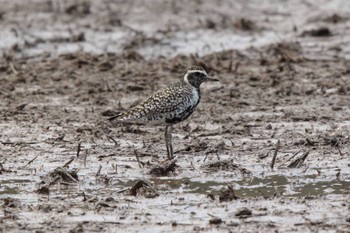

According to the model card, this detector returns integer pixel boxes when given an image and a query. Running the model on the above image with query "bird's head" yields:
[183,66,218,88]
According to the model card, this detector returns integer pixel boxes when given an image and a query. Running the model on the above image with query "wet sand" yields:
[1,0,350,232]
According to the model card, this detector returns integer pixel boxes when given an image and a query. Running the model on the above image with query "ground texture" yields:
[0,0,350,232]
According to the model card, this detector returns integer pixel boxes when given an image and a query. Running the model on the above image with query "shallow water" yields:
[2,173,349,198]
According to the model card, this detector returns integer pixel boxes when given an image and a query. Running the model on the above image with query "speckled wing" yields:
[108,82,198,124]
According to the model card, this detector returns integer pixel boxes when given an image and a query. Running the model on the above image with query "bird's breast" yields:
[165,88,200,124]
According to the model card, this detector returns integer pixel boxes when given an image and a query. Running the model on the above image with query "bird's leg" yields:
[165,125,171,159]
[168,125,173,159]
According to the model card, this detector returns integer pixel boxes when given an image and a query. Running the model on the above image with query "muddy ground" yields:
[1,0,350,232]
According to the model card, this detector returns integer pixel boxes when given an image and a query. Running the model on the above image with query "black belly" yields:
[165,105,197,124]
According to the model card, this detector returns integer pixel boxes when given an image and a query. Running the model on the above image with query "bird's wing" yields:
[110,83,191,123]
[142,84,191,114]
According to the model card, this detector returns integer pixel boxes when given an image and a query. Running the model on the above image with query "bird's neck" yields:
[192,85,201,100]
[183,79,201,89]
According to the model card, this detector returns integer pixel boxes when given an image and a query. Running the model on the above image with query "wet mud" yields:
[1,0,350,232]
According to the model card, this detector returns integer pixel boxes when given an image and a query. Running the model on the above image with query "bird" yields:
[108,66,219,160]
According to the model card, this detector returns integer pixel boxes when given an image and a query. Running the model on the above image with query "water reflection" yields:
[0,179,31,195]
[115,175,350,197]
[1,175,349,197]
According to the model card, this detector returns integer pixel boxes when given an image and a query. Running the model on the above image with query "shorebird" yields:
[108,66,218,159]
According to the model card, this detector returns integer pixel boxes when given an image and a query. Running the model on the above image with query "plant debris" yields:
[288,151,310,168]
[301,27,332,37]
[129,180,159,198]
[37,167,79,194]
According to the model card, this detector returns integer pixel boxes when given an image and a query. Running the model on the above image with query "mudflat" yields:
[0,1,349,232]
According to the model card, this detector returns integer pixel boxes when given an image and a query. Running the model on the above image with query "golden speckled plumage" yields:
[110,81,199,125]
[108,66,218,159]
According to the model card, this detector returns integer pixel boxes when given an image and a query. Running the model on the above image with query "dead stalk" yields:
[22,155,39,169]
[96,165,102,177]
[134,149,142,168]
[77,142,82,157]
[270,140,280,169]
[63,157,74,167]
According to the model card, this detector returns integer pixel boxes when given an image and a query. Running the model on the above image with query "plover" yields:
[108,66,218,159]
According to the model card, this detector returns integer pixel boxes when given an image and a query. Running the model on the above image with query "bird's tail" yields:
[107,113,123,124]
[107,106,147,125]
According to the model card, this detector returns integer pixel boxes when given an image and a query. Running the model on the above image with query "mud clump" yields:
[267,42,304,63]
[148,160,178,176]
[219,185,239,202]
[202,160,250,175]
[2,198,20,208]
[209,218,223,225]
[234,18,256,31]
[301,27,332,37]
[235,207,252,218]
[202,160,238,171]
[37,167,79,194]
[129,179,159,198]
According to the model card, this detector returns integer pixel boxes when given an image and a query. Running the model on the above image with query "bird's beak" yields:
[206,76,219,81]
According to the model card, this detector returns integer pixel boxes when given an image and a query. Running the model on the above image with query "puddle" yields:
[112,175,350,197]
[0,178,34,195]
[2,172,348,199]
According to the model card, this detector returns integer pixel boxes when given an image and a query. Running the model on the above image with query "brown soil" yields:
[1,0,350,232]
